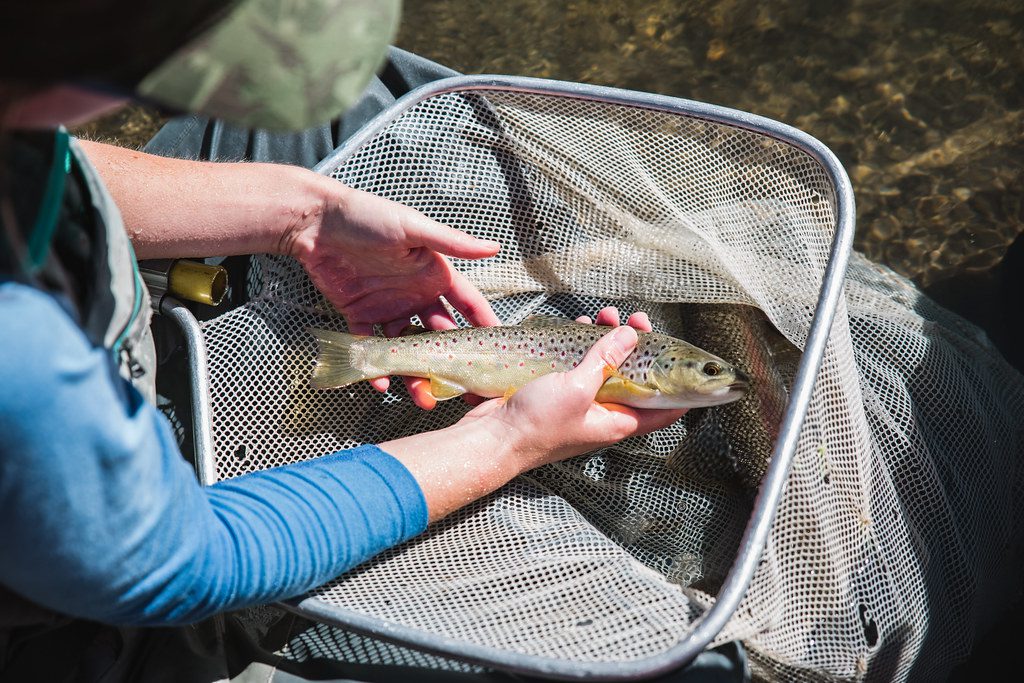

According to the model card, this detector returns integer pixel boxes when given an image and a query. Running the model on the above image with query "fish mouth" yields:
[728,371,751,392]
[728,380,749,392]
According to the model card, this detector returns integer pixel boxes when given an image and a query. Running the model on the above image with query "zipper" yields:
[112,238,145,362]
[25,127,71,275]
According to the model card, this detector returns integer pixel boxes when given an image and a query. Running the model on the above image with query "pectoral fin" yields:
[596,376,659,406]
[603,364,627,382]
[429,375,468,401]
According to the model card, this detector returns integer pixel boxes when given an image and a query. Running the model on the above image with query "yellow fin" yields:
[429,376,467,401]
[308,328,371,389]
[502,387,518,402]
[603,364,627,381]
[596,376,658,404]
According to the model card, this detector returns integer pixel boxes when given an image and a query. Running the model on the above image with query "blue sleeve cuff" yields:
[169,445,429,625]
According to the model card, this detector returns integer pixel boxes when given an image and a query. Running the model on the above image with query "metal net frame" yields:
[166,76,1022,680]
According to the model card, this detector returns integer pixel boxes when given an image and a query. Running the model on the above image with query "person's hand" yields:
[576,307,651,332]
[378,306,680,521]
[286,183,501,407]
[459,322,686,473]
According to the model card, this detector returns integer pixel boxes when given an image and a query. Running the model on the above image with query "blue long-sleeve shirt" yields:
[0,281,428,626]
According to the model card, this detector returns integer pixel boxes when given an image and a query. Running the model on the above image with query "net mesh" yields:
[197,89,1024,681]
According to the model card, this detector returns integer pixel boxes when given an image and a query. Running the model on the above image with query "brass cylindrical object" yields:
[141,259,228,308]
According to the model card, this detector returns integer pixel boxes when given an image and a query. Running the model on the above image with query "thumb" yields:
[407,214,501,260]
[570,325,638,395]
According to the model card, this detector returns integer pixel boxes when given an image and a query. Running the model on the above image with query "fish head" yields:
[647,343,750,408]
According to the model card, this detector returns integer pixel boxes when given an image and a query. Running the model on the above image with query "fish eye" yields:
[702,362,722,377]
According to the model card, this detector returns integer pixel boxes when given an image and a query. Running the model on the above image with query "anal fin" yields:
[429,376,468,401]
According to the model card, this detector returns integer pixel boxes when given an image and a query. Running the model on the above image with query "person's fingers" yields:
[345,322,390,392]
[405,377,437,410]
[593,306,621,327]
[634,407,688,432]
[381,319,410,338]
[367,320,422,395]
[375,318,440,409]
[601,403,686,434]
[418,300,459,331]
[349,322,374,337]
[406,214,501,260]
[443,269,501,327]
[570,326,638,395]
[576,309,652,332]
[625,311,652,332]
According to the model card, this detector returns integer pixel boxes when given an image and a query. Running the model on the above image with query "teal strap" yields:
[25,127,72,274]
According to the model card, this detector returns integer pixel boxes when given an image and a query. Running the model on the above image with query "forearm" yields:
[0,284,428,625]
[76,139,332,260]
[381,418,523,523]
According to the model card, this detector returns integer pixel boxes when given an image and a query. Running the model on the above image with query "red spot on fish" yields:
[561,351,566,356]
[504,363,509,368]
[501,344,507,350]
[479,340,484,346]
[550,362,556,368]
[531,369,536,374]
[390,348,397,353]
[539,352,545,357]
[530,348,536,354]
[435,342,441,346]
[518,361,525,367]
[467,361,473,366]
[413,343,419,348]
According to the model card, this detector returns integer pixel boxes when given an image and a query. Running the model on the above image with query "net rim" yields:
[179,74,857,679]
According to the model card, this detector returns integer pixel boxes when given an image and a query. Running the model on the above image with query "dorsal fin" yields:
[520,314,577,327]
[399,323,428,336]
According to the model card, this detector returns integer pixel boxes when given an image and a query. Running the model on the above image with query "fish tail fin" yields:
[308,328,370,389]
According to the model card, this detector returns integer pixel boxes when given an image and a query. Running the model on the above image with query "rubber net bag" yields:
[195,87,1024,681]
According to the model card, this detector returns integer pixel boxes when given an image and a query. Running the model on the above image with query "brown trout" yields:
[309,316,749,409]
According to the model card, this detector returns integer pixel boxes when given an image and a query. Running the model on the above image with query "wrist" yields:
[267,165,334,259]
[460,414,529,477]
[378,415,524,523]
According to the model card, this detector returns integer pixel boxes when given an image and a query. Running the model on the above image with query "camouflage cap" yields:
[136,0,401,131]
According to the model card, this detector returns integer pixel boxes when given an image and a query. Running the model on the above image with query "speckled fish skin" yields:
[309,317,749,409]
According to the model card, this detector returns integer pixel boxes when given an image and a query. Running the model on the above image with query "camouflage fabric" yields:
[137,0,400,131]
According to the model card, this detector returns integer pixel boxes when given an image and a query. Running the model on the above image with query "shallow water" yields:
[397,0,1022,288]
[79,0,1021,363]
